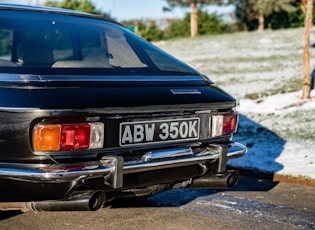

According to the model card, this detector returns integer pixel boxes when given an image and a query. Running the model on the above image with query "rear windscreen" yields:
[0,10,199,77]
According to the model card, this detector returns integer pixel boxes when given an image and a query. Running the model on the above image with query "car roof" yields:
[0,3,121,26]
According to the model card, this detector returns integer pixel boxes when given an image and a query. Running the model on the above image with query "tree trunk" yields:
[258,13,265,31]
[302,0,313,99]
[190,2,198,38]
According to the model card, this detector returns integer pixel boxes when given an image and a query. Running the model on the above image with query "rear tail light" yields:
[33,122,104,152]
[211,113,238,137]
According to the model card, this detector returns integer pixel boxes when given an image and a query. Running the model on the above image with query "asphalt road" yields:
[0,175,314,230]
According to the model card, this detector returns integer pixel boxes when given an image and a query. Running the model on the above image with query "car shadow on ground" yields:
[111,114,286,208]
[229,114,285,175]
[110,175,279,208]
[0,211,21,221]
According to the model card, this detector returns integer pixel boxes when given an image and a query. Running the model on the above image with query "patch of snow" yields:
[156,28,315,180]
[238,91,315,115]
[230,90,315,179]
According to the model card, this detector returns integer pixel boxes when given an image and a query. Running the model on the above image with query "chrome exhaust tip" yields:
[190,170,240,188]
[28,190,105,212]
[0,202,30,212]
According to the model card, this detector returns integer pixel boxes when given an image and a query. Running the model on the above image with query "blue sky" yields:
[9,0,183,20]
[10,0,234,21]
[92,0,234,21]
[93,0,188,21]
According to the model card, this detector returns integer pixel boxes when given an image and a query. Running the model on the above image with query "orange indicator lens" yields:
[33,125,61,151]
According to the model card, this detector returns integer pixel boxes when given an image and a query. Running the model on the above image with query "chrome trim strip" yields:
[0,102,236,114]
[0,166,109,182]
[0,74,203,82]
[227,142,248,159]
[124,142,247,174]
[124,152,218,174]
[171,89,201,95]
[0,157,117,184]
[0,142,247,184]
[0,107,41,112]
[142,148,193,162]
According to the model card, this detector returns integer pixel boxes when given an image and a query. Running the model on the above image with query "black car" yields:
[0,4,246,212]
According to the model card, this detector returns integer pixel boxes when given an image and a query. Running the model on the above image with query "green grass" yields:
[156,28,315,144]
[245,78,303,99]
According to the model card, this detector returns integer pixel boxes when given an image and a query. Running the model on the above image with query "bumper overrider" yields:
[0,142,246,212]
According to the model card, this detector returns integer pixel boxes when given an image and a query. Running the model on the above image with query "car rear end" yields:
[0,4,246,211]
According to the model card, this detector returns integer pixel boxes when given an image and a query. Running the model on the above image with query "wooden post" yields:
[190,2,198,38]
[302,0,313,99]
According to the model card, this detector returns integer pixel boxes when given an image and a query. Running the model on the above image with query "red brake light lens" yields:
[60,124,91,151]
[211,113,238,137]
[222,113,238,135]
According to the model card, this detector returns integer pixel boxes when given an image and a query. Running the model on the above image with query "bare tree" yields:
[302,0,313,99]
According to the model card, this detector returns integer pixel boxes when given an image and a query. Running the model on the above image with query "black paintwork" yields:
[0,79,234,109]
[0,78,235,162]
[0,4,239,202]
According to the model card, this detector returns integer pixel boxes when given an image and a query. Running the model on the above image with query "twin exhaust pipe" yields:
[0,170,239,212]
[190,170,240,188]
[28,190,106,212]
[0,190,106,212]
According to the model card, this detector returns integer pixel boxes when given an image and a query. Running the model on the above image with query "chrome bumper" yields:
[0,142,247,189]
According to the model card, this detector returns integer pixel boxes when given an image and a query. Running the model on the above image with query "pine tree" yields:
[236,0,296,30]
[163,0,226,37]
[45,0,108,16]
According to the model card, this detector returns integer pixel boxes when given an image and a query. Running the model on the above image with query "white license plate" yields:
[119,117,200,146]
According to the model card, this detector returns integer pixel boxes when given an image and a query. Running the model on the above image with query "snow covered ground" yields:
[233,90,315,179]
[155,28,315,180]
